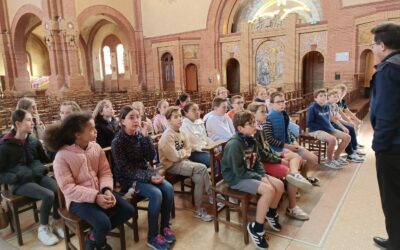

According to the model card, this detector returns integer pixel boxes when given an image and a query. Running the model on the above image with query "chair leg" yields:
[171,199,176,219]
[242,198,249,245]
[6,204,15,233]
[118,224,126,250]
[64,224,71,250]
[76,225,85,250]
[33,202,39,223]
[133,211,139,242]
[213,191,219,233]
[191,182,195,205]
[10,204,23,246]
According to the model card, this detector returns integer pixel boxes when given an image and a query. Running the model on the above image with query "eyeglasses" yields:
[234,101,244,104]
[272,100,286,104]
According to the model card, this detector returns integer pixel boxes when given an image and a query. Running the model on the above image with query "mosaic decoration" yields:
[255,40,284,86]
[358,28,373,45]
[299,31,327,57]
[183,45,199,59]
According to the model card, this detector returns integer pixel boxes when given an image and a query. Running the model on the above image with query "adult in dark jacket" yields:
[370,23,400,250]
[93,99,118,148]
[0,110,63,246]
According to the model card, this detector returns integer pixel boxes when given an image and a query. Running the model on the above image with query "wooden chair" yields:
[208,141,255,245]
[295,109,327,163]
[0,184,39,246]
[57,186,126,250]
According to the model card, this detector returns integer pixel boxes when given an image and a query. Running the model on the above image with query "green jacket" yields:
[254,129,282,164]
[0,132,49,192]
[221,133,266,186]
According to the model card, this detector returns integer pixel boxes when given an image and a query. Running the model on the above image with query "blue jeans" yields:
[69,192,134,247]
[189,151,219,172]
[135,180,174,240]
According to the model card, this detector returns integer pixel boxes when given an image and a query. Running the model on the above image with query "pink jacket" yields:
[53,142,113,210]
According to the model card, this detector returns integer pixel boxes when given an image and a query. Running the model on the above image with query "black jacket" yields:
[370,51,400,153]
[95,116,119,148]
[0,132,49,192]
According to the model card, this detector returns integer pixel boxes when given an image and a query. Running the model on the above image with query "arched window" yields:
[116,44,125,74]
[161,53,175,91]
[103,46,112,75]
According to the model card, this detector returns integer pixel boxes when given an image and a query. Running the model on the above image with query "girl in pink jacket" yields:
[44,112,134,250]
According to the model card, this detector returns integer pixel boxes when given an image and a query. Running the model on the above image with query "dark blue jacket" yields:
[307,102,335,133]
[111,130,156,193]
[370,51,400,153]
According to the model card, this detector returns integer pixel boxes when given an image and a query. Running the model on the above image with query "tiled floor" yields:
[1,116,386,249]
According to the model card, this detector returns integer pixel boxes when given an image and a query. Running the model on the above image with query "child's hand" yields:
[140,121,148,136]
[96,194,114,209]
[104,190,116,207]
[151,175,164,184]
[342,127,349,134]
[261,176,269,183]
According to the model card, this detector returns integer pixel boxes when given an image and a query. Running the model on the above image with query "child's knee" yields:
[258,182,275,196]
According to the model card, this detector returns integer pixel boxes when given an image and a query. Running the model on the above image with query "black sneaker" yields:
[265,214,281,231]
[247,222,269,249]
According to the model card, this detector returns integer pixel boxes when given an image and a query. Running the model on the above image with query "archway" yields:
[78,5,138,92]
[185,64,198,91]
[12,10,50,91]
[359,49,374,88]
[226,58,240,94]
[162,53,175,92]
[302,51,324,94]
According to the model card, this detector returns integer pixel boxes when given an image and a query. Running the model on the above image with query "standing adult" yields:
[370,22,400,250]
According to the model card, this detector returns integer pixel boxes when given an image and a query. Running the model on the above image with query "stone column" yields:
[42,0,89,96]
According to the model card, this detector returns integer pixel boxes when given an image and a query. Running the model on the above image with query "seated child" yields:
[264,92,319,185]
[153,99,169,134]
[327,89,364,163]
[307,89,351,169]
[247,102,311,220]
[112,106,175,250]
[59,101,81,121]
[181,102,217,168]
[215,86,231,110]
[205,97,235,141]
[158,107,213,222]
[221,110,284,250]
[16,97,46,140]
[132,101,155,136]
[227,95,245,119]
[336,84,363,132]
[93,99,118,148]
[1,110,63,246]
[46,112,134,250]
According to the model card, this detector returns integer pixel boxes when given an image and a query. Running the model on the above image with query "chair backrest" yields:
[207,141,227,187]
[57,185,67,210]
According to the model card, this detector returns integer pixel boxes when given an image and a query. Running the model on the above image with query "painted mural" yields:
[299,31,327,58]
[256,40,284,86]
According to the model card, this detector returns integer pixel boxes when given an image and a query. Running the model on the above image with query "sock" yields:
[253,222,264,233]
[267,208,277,218]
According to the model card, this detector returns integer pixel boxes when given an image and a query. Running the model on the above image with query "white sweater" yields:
[205,111,235,142]
[181,118,215,152]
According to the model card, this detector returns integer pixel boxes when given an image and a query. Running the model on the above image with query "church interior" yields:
[0,0,397,249]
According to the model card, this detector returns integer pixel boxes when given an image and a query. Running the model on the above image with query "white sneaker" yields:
[347,154,364,163]
[52,219,65,239]
[286,173,313,191]
[286,206,310,221]
[324,160,343,170]
[193,208,213,222]
[335,158,349,165]
[38,225,59,246]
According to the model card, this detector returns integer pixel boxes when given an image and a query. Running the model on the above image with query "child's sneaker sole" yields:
[286,174,313,191]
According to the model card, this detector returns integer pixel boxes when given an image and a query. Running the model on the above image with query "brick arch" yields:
[77,5,140,84]
[11,5,43,53]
